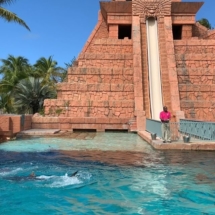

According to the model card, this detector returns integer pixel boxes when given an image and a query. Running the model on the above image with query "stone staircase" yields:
[40,38,136,132]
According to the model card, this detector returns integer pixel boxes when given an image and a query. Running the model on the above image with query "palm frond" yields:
[0,7,30,30]
[0,0,15,5]
[13,77,56,114]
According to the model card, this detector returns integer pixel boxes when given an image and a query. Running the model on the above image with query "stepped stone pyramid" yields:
[43,36,136,131]
[41,1,137,132]
[32,0,215,131]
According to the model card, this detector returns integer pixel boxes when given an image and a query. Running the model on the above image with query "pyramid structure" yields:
[33,0,215,131]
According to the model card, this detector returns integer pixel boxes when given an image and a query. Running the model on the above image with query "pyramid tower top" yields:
[112,0,181,1]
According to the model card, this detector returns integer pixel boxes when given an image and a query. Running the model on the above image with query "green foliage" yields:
[55,108,63,116]
[64,101,70,107]
[0,55,30,85]
[0,0,30,30]
[0,55,71,114]
[64,57,76,69]
[34,56,64,85]
[0,55,31,112]
[0,93,13,113]
[38,107,45,116]
[13,77,56,114]
[197,18,212,29]
[62,57,77,82]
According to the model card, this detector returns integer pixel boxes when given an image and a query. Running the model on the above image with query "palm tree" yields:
[0,55,31,93]
[0,0,30,30]
[197,18,212,29]
[0,93,13,113]
[13,77,56,114]
[62,57,76,82]
[0,55,31,112]
[34,56,63,85]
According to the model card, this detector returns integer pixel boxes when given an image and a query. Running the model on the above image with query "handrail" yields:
[178,120,215,140]
[181,119,215,123]
[146,118,215,141]
[146,119,162,138]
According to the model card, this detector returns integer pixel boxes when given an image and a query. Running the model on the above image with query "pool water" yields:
[0,133,215,215]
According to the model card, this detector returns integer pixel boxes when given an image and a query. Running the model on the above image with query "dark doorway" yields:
[105,129,128,133]
[172,25,182,40]
[118,25,132,39]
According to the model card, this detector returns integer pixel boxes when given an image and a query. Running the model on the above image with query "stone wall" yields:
[192,22,209,39]
[174,40,215,121]
[32,117,129,131]
[140,23,150,117]
[23,115,32,131]
[0,115,32,138]
[0,116,10,135]
[205,31,215,40]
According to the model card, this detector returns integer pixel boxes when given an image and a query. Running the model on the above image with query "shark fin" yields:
[71,171,78,177]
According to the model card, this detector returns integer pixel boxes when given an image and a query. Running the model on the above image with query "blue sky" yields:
[0,0,214,68]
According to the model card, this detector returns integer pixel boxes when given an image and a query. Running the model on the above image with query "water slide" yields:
[146,17,163,120]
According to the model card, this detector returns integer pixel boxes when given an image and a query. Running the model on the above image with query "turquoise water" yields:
[0,133,215,215]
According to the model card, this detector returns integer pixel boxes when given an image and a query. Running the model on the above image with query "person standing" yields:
[160,106,171,143]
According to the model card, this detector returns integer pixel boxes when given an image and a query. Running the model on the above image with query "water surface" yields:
[0,132,215,215]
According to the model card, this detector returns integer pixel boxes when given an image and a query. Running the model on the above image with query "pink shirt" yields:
[160,111,171,122]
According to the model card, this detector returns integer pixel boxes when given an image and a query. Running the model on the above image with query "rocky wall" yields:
[174,40,215,121]
[44,99,134,118]
[44,13,135,123]
[57,92,134,101]
[192,22,209,39]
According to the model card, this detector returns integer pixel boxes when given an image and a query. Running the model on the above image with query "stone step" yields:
[174,40,215,46]
[128,118,137,132]
[175,47,215,54]
[68,67,133,75]
[178,76,214,85]
[177,68,214,76]
[68,74,133,84]
[32,117,131,131]
[87,44,132,54]
[32,117,130,124]
[57,91,134,101]
[57,83,134,92]
[44,100,135,108]
[44,104,134,117]
[94,38,133,45]
[43,100,134,118]
[77,59,133,68]
[175,54,215,61]
[78,53,133,60]
[176,61,215,68]
[179,91,215,101]
[178,84,215,92]
[180,101,215,108]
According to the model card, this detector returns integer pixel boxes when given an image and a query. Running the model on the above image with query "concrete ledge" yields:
[32,117,131,131]
[17,129,61,137]
[138,131,215,151]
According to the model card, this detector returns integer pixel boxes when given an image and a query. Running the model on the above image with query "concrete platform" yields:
[138,131,215,151]
[17,129,61,137]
